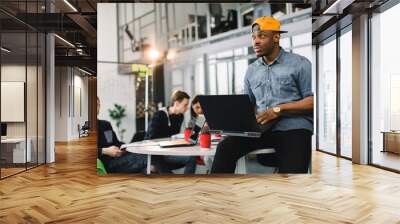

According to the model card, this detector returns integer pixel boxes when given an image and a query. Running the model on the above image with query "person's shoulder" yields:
[98,119,112,130]
[245,59,261,79]
[248,58,262,70]
[98,119,111,126]
[153,109,168,119]
[284,51,311,65]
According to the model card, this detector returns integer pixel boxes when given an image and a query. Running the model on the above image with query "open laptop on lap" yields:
[198,95,277,138]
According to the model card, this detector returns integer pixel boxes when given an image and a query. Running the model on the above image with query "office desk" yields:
[382,131,400,154]
[123,139,216,174]
[1,138,32,164]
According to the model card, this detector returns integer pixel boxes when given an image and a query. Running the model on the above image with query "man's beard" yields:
[264,42,276,56]
[255,42,276,58]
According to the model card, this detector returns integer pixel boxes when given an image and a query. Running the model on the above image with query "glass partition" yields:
[1,30,28,177]
[339,28,352,158]
[0,1,46,179]
[317,36,337,155]
[370,3,400,171]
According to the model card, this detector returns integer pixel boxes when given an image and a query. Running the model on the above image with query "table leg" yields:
[147,155,151,175]
[236,156,246,174]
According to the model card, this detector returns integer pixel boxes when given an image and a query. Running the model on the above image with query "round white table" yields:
[123,139,217,174]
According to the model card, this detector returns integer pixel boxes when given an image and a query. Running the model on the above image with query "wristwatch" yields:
[272,106,281,115]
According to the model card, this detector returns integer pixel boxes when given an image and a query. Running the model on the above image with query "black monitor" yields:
[1,123,7,137]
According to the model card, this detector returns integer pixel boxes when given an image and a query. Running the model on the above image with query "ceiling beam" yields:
[67,13,97,39]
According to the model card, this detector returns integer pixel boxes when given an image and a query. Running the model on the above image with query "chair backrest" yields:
[82,121,90,129]
[130,130,147,143]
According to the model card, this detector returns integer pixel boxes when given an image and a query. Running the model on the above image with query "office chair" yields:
[130,130,147,143]
[78,121,90,138]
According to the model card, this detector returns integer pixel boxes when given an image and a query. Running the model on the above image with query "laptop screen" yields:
[198,95,260,133]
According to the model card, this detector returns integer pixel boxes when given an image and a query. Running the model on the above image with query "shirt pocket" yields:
[279,75,297,93]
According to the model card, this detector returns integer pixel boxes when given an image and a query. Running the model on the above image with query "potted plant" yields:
[108,104,127,142]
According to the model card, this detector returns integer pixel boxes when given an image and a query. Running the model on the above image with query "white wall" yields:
[1,64,46,163]
[1,65,36,137]
[98,3,137,143]
[72,74,89,138]
[55,67,68,141]
[54,67,89,141]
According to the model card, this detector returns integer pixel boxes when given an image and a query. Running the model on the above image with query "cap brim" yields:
[251,29,288,33]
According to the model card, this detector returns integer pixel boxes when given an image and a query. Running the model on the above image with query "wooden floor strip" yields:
[0,134,400,223]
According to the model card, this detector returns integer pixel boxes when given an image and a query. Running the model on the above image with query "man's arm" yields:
[279,56,313,114]
[257,57,313,124]
[244,67,256,106]
[98,120,124,157]
[279,96,313,114]
[101,146,123,157]
[256,96,313,125]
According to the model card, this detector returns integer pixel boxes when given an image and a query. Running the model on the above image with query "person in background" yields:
[146,90,197,174]
[190,95,203,120]
[97,97,147,173]
[190,95,214,172]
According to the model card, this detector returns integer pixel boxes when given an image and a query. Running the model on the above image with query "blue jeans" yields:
[153,155,197,174]
[107,152,147,173]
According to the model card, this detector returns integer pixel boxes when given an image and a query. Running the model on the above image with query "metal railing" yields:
[168,7,312,50]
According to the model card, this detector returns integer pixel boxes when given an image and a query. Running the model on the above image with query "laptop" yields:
[198,95,278,138]
[159,118,205,148]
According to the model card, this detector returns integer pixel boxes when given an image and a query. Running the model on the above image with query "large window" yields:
[339,28,352,158]
[208,48,250,95]
[317,37,337,154]
[371,3,400,171]
[292,32,312,62]
[317,27,353,159]
[216,62,230,94]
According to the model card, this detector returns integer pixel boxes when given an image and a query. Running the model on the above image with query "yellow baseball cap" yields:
[252,16,287,33]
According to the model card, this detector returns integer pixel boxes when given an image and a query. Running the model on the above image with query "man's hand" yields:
[256,108,279,125]
[102,146,123,157]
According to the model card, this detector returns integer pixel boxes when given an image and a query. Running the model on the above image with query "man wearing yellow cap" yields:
[211,17,313,174]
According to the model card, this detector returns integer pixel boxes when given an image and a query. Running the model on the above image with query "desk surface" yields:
[381,131,400,134]
[123,139,217,156]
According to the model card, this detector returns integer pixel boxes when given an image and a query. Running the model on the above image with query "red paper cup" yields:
[184,128,192,141]
[199,133,211,149]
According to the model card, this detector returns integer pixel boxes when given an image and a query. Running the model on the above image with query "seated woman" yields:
[190,95,214,172]
[146,90,197,174]
[97,97,147,173]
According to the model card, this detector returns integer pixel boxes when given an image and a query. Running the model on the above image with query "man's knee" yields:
[216,137,236,152]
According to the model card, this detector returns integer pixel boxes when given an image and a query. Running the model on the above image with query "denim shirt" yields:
[244,48,313,133]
